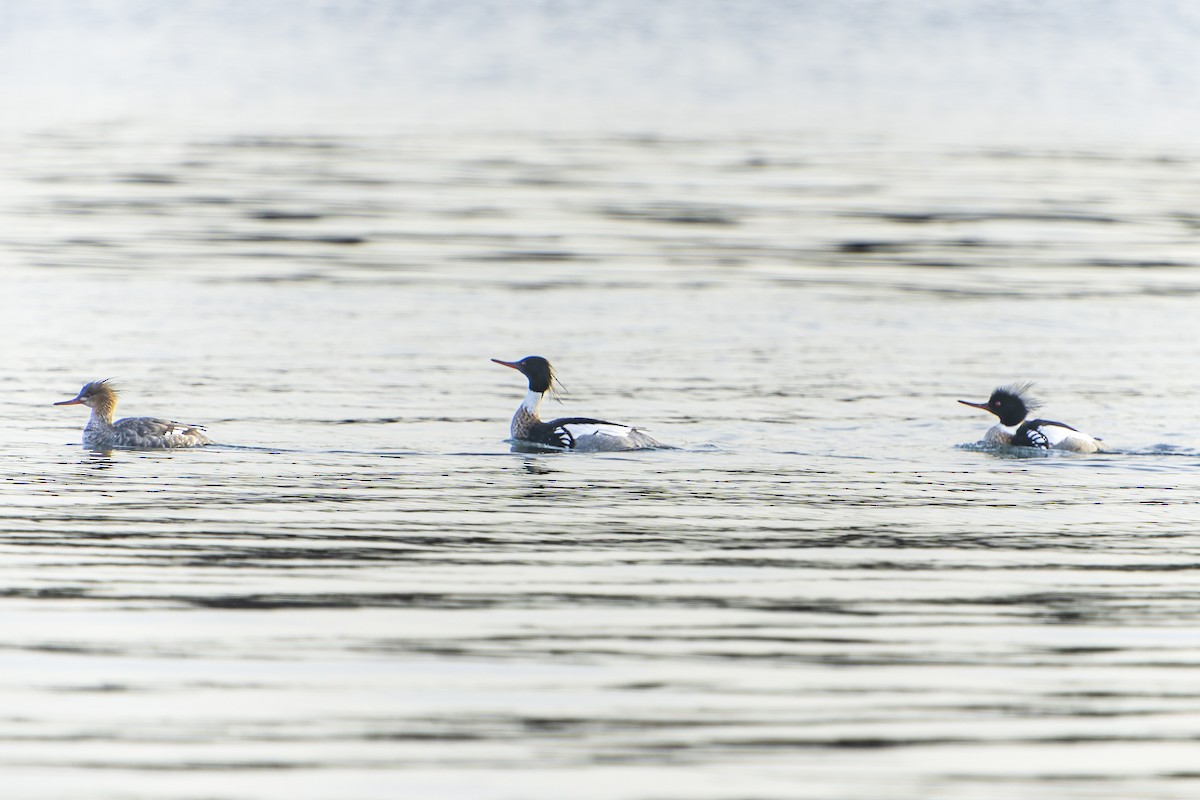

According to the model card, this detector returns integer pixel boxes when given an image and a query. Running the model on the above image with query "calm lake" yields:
[2,125,1200,799]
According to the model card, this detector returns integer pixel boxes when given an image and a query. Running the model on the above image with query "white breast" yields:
[984,423,1016,445]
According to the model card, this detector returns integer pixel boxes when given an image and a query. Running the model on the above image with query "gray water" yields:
[3,128,1200,799]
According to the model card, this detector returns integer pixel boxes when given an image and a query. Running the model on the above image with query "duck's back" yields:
[552,419,664,452]
[571,428,663,452]
[88,416,213,449]
[1015,419,1103,453]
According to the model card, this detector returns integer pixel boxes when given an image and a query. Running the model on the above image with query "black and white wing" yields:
[1014,419,1102,453]
[546,416,664,452]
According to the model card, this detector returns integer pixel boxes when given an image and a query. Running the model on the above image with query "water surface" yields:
[3,129,1200,799]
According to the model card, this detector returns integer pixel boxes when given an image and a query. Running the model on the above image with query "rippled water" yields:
[5,128,1200,799]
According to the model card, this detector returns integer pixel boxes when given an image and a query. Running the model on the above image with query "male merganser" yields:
[492,356,663,451]
[55,380,213,450]
[958,382,1102,453]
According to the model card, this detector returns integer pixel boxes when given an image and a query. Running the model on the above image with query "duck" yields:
[958,382,1102,453]
[491,356,663,451]
[55,380,213,450]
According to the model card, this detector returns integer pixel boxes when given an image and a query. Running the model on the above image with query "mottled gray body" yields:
[84,415,213,450]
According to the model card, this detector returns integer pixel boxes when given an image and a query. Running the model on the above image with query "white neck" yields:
[520,389,544,419]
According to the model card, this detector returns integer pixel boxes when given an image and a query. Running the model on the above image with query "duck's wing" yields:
[115,416,206,437]
[547,416,668,451]
[1014,419,1101,452]
[528,416,626,449]
[108,417,212,448]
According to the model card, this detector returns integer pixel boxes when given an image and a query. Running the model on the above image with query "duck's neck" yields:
[86,400,116,429]
[510,390,545,439]
[520,389,544,419]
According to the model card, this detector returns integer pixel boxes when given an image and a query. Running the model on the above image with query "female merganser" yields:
[55,380,213,450]
[492,356,663,451]
[958,382,1102,453]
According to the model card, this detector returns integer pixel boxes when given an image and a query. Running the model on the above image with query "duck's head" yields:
[492,356,556,395]
[55,380,118,412]
[958,381,1039,427]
